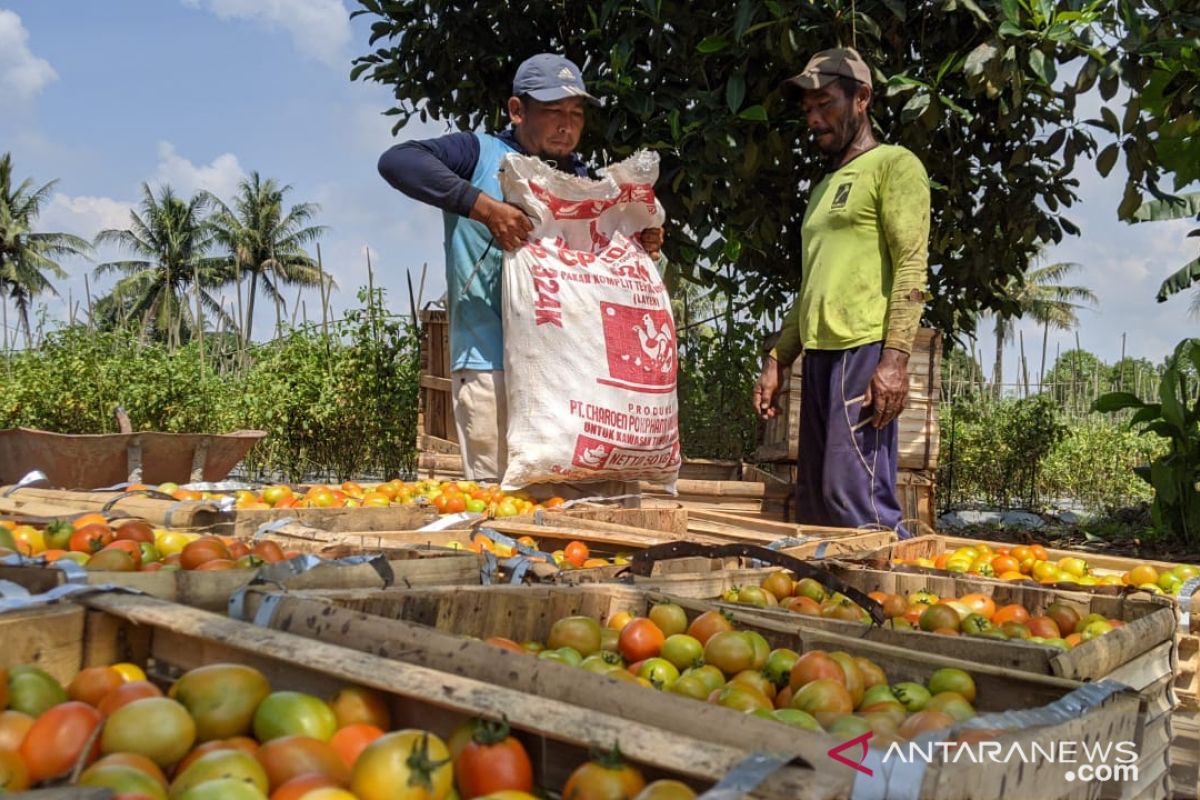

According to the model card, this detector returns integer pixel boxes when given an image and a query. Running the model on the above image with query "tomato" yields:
[256,735,348,790]
[682,665,726,695]
[788,651,844,691]
[255,692,338,743]
[821,597,866,623]
[180,537,232,570]
[455,720,534,799]
[70,523,114,553]
[760,571,794,601]
[330,723,384,769]
[919,604,961,633]
[891,682,932,712]
[744,631,770,670]
[762,649,800,688]
[702,631,754,676]
[115,520,155,543]
[667,675,709,701]
[548,616,603,658]
[86,547,138,571]
[685,610,733,646]
[793,577,827,603]
[563,754,646,800]
[1026,616,1062,639]
[898,710,956,739]
[80,764,169,800]
[733,587,769,608]
[174,738,258,775]
[193,557,239,571]
[991,604,1030,626]
[785,595,821,615]
[8,666,67,716]
[101,697,197,767]
[175,776,269,800]
[98,680,163,716]
[0,710,34,751]
[484,637,526,653]
[20,700,102,781]
[647,602,688,637]
[169,664,271,741]
[925,691,976,722]
[855,658,888,690]
[828,652,865,708]
[564,541,590,568]
[92,752,169,787]
[155,530,191,557]
[790,679,853,725]
[271,773,340,800]
[351,730,454,800]
[637,658,680,689]
[0,749,29,792]
[68,665,125,707]
[11,525,45,555]
[659,634,704,671]
[618,618,665,663]
[330,686,391,730]
[45,519,76,550]
[729,670,776,701]
[634,779,697,800]
[959,594,997,620]
[252,540,287,564]
[104,539,145,567]
[1044,603,1081,638]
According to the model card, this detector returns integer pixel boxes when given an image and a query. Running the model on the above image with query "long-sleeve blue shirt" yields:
[377,128,587,373]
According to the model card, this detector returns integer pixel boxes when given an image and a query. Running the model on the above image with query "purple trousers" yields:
[794,342,908,537]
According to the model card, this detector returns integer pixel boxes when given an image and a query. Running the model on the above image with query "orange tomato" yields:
[0,749,29,792]
[991,604,1031,625]
[256,735,349,790]
[329,687,391,731]
[330,723,384,768]
[98,681,162,716]
[0,710,34,751]
[618,618,665,663]
[180,538,232,570]
[101,539,143,568]
[73,513,110,529]
[959,594,997,621]
[271,773,340,800]
[564,541,590,568]
[20,701,102,781]
[1029,545,1049,561]
[68,666,125,707]
[990,555,1019,575]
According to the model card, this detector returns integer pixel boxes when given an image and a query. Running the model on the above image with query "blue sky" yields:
[1,0,1195,383]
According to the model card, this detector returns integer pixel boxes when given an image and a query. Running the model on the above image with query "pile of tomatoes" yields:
[892,542,1200,596]
[0,660,694,800]
[143,480,567,520]
[483,602,985,747]
[725,570,1124,651]
[0,516,302,573]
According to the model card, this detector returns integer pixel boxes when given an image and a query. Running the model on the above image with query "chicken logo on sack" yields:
[599,303,677,392]
[577,442,611,468]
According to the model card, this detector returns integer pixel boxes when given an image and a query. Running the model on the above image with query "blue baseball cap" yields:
[513,54,600,105]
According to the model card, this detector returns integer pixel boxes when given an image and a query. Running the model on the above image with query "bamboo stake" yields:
[1118,332,1127,391]
[193,262,205,379]
[84,274,95,332]
[1019,329,1029,398]
[67,288,75,327]
[316,243,330,342]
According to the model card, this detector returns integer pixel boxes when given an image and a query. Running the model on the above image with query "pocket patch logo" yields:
[831,182,853,210]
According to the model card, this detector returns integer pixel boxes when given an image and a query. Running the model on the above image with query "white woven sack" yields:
[498,151,679,490]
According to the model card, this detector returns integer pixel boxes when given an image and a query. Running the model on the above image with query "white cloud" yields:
[181,0,351,68]
[0,9,57,102]
[153,141,246,199]
[39,193,134,238]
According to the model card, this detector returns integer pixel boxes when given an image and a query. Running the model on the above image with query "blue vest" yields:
[444,133,518,372]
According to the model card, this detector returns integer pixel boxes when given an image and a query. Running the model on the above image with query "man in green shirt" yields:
[753,48,929,534]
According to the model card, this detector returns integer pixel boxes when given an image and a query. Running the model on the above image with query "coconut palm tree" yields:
[0,153,93,347]
[93,184,232,348]
[991,261,1098,399]
[204,172,328,343]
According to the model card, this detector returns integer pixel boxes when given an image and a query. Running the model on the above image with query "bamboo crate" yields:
[756,328,943,471]
[0,545,480,612]
[240,582,1142,800]
[0,594,849,798]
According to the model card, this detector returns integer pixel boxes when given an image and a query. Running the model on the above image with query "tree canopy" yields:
[349,0,1194,335]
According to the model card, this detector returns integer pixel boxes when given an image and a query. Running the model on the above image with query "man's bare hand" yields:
[754,356,787,420]
[863,348,910,428]
[470,193,533,251]
[639,227,664,260]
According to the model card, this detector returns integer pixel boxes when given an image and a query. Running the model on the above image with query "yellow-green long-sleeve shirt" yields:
[773,144,930,365]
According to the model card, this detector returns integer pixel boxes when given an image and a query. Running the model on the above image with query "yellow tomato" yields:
[154,529,191,556]
[110,662,147,682]
[12,525,45,555]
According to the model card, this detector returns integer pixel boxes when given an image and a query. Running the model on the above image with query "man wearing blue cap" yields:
[379,54,664,483]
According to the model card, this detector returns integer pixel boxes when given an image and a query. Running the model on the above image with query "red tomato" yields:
[20,701,102,782]
[69,524,114,554]
[618,618,665,663]
[454,720,534,798]
[564,541,590,568]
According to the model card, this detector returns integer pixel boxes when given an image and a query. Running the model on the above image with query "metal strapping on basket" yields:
[626,541,887,625]
[850,679,1133,799]
[228,553,395,621]
[2,470,49,497]
[0,581,146,614]
[252,517,297,540]
[474,527,557,585]
[1179,576,1200,633]
[694,751,802,799]
[1,552,90,584]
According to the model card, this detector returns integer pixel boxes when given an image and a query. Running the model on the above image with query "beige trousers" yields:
[450,369,639,507]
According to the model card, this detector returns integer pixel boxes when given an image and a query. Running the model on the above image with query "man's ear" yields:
[507,96,524,125]
[856,84,873,114]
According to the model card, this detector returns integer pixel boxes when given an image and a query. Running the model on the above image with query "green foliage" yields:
[1039,419,1163,512]
[0,286,422,482]
[940,395,1068,508]
[1042,348,1109,407]
[350,0,1113,335]
[1094,337,1200,542]
[676,309,762,460]
[941,343,986,396]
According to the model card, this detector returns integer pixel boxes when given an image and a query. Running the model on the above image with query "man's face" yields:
[801,81,868,155]
[510,96,587,159]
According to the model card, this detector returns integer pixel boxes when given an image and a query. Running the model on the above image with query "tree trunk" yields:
[992,316,1005,401]
[245,270,259,345]
[19,300,32,350]
[1039,320,1049,393]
